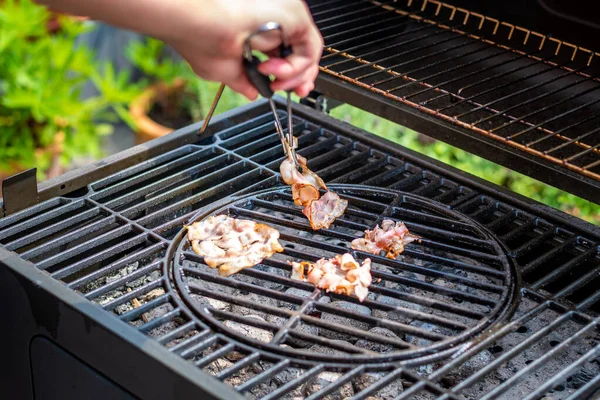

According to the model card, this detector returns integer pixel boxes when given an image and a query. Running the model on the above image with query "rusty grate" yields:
[310,0,600,189]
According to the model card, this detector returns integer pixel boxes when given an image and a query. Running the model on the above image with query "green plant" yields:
[89,62,144,130]
[330,104,600,225]
[0,0,114,180]
[125,37,190,85]
[124,37,248,123]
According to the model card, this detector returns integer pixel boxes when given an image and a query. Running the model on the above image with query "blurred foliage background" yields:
[1,0,597,225]
[328,105,600,225]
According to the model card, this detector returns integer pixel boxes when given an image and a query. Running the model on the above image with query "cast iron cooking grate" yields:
[172,186,517,365]
[1,104,599,399]
[308,0,600,186]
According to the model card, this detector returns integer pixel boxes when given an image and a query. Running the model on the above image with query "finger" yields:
[295,81,314,98]
[249,31,282,53]
[270,64,319,92]
[227,73,259,101]
[257,27,323,80]
[204,59,259,101]
[257,57,295,79]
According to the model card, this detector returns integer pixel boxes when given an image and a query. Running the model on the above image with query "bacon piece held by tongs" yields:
[351,219,419,259]
[186,215,284,277]
[302,191,348,230]
[280,154,348,230]
[290,253,372,302]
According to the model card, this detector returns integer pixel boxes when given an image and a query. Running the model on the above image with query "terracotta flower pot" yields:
[129,78,187,144]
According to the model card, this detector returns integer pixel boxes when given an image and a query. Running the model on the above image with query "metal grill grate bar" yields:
[178,334,219,359]
[186,279,300,320]
[498,88,600,138]
[165,328,213,353]
[522,342,600,400]
[78,253,164,300]
[138,308,182,334]
[156,321,197,346]
[50,234,150,280]
[305,366,365,400]
[565,373,600,400]
[509,229,555,258]
[576,288,600,311]
[321,13,435,62]
[450,308,573,393]
[118,293,170,322]
[321,14,408,44]
[351,368,404,400]
[426,296,551,379]
[260,365,325,400]
[2,207,105,251]
[194,343,236,368]
[189,271,444,344]
[408,47,533,101]
[530,247,597,289]
[521,237,578,275]
[311,0,374,18]
[117,159,249,216]
[101,279,163,311]
[373,285,486,320]
[479,316,600,400]
[384,46,510,94]
[352,36,479,82]
[235,359,290,393]
[70,249,163,293]
[98,154,232,210]
[214,353,261,381]
[332,25,462,73]
[0,198,67,230]
[553,264,600,299]
[133,171,274,228]
[35,224,134,270]
[314,1,398,27]
[0,200,83,242]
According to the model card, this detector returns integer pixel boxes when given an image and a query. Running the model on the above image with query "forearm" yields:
[35,0,223,43]
[35,0,322,99]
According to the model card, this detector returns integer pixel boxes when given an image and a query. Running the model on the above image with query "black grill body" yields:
[1,98,599,400]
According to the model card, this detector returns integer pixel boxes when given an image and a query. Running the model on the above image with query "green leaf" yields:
[95,123,114,136]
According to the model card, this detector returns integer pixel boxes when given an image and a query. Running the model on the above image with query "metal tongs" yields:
[199,22,300,169]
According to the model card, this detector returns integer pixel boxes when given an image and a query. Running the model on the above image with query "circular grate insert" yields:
[168,185,519,366]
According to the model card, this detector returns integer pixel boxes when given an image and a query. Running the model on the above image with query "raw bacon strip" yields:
[280,154,326,206]
[302,191,348,230]
[290,253,372,302]
[279,154,347,230]
[186,215,284,277]
[351,219,419,259]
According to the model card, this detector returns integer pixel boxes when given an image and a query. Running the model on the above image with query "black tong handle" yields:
[244,43,292,98]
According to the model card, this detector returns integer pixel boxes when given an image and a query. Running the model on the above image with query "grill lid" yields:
[308,0,600,202]
[171,185,518,366]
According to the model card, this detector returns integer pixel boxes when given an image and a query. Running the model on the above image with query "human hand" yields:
[166,0,323,100]
[36,0,323,100]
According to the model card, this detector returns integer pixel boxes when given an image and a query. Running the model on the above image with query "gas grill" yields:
[1,1,600,400]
